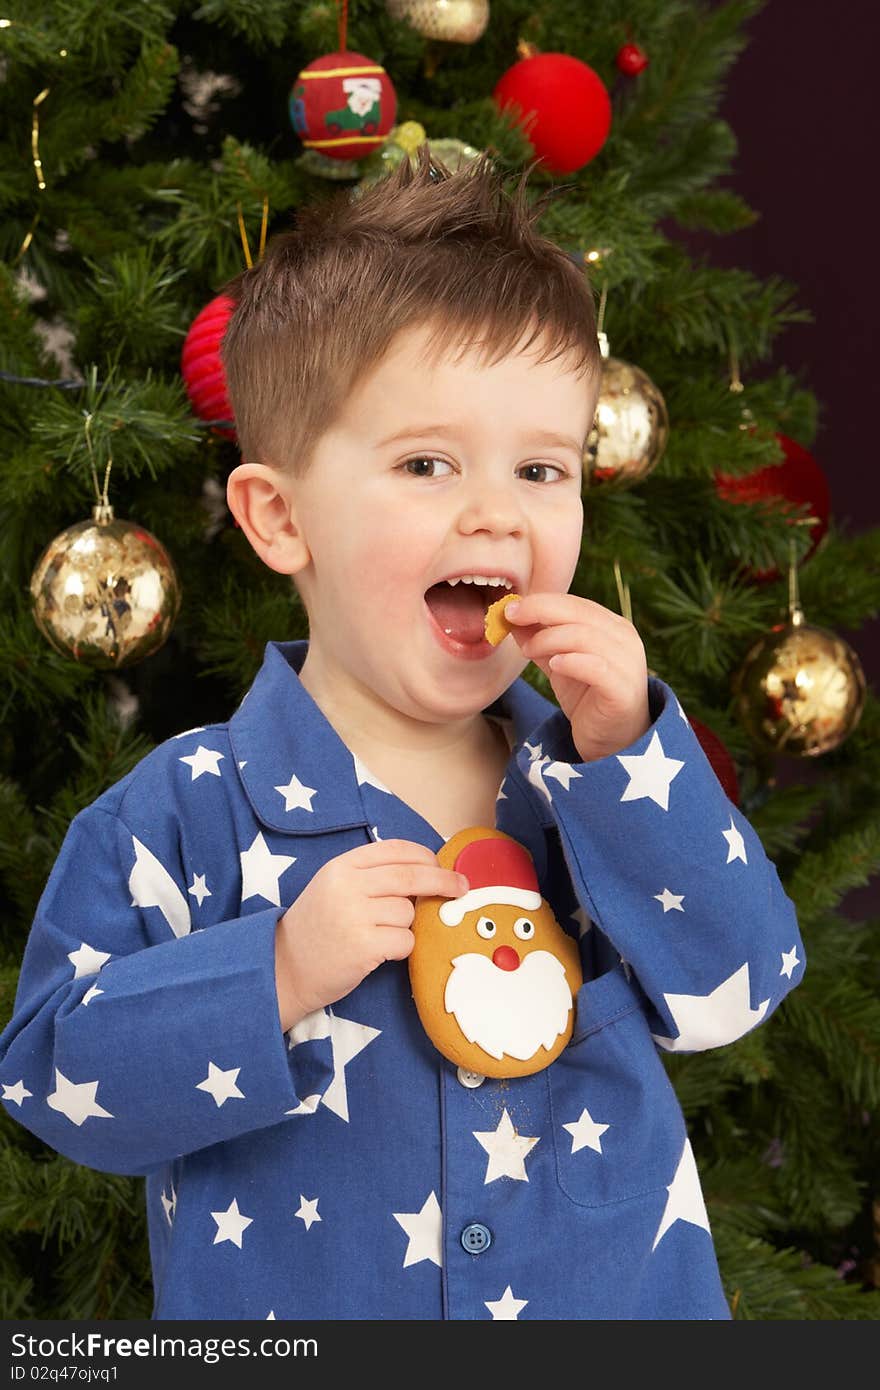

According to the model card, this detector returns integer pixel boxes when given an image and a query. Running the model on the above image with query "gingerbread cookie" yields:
[409,827,582,1078]
[484,592,521,646]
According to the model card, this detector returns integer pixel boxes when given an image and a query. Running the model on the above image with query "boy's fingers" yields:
[506,593,639,640]
[351,838,442,866]
[374,926,417,962]
[364,865,468,900]
[370,897,417,929]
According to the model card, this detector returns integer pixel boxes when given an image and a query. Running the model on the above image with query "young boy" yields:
[0,147,804,1321]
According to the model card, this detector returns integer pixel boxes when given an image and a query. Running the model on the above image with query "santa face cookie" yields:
[409,827,583,1078]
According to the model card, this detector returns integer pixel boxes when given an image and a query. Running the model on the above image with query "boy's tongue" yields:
[425,581,489,644]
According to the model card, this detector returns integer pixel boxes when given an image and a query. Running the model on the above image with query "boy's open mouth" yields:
[424,577,513,646]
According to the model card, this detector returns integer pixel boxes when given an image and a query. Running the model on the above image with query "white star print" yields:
[240,831,296,907]
[295,1196,321,1231]
[545,761,582,790]
[196,1062,244,1107]
[353,755,392,793]
[274,771,318,813]
[370,825,382,841]
[393,1191,442,1269]
[187,872,211,907]
[129,836,191,938]
[780,946,801,979]
[654,888,685,914]
[652,1137,712,1250]
[674,695,690,724]
[473,1109,539,1183]
[161,1184,176,1225]
[47,1070,114,1126]
[485,1285,529,1320]
[172,726,206,739]
[563,1107,610,1154]
[617,732,684,810]
[67,942,110,978]
[238,760,247,769]
[266,1311,275,1320]
[211,1197,253,1248]
[286,1093,321,1115]
[81,985,103,1006]
[571,905,592,937]
[179,745,225,780]
[2,1080,32,1106]
[286,1007,381,1123]
[651,962,770,1051]
[527,754,552,802]
[722,817,748,864]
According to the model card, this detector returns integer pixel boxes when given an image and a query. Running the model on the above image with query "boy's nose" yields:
[457,484,525,537]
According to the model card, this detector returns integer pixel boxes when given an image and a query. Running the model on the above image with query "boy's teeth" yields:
[446,576,512,588]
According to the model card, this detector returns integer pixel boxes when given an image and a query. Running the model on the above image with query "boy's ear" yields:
[226,463,310,576]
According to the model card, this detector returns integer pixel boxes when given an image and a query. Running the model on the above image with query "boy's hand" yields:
[274,839,468,1031]
[504,593,651,764]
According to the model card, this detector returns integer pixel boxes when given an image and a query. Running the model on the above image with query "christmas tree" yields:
[2,0,879,1320]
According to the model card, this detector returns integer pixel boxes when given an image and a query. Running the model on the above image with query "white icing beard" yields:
[443,950,574,1062]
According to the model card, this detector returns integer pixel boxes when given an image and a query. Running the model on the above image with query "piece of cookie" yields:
[484,591,521,646]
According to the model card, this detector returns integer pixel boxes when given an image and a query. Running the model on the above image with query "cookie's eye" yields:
[476,916,497,939]
[513,917,535,940]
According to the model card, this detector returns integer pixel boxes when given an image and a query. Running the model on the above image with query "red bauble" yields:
[715,432,830,582]
[181,293,236,439]
[616,42,649,75]
[689,716,740,806]
[289,50,397,162]
[492,52,611,174]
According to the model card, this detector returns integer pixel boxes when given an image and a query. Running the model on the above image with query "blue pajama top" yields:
[0,639,805,1320]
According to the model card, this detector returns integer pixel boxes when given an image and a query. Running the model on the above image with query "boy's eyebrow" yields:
[375,424,585,455]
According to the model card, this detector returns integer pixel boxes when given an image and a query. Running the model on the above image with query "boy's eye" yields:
[518,462,568,483]
[403,456,453,478]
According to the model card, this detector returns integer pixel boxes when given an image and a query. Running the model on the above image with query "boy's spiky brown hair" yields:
[221,143,600,475]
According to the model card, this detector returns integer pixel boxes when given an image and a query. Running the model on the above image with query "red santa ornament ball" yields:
[492,49,611,174]
[289,50,397,162]
[181,292,236,439]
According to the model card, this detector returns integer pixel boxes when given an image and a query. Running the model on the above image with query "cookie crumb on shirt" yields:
[484,592,521,646]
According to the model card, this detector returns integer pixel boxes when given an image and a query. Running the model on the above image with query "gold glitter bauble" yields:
[356,129,485,191]
[583,356,669,489]
[30,504,182,669]
[733,615,866,757]
[385,0,490,44]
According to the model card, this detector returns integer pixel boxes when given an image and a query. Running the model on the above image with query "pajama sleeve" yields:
[0,803,334,1175]
[515,675,805,1052]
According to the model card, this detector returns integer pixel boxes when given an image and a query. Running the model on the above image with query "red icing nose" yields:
[492,945,520,972]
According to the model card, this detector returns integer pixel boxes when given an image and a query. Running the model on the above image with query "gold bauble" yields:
[583,356,669,489]
[385,0,490,44]
[356,128,485,191]
[30,504,181,669]
[733,615,866,757]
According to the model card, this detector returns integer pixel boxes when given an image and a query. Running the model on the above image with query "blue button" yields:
[460,1222,492,1255]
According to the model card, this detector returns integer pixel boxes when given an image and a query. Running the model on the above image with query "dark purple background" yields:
[698,0,879,679]
[697,0,879,916]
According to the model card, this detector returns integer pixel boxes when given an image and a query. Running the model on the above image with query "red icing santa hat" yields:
[438,834,541,927]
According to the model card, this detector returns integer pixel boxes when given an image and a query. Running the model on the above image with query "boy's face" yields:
[285,321,595,724]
